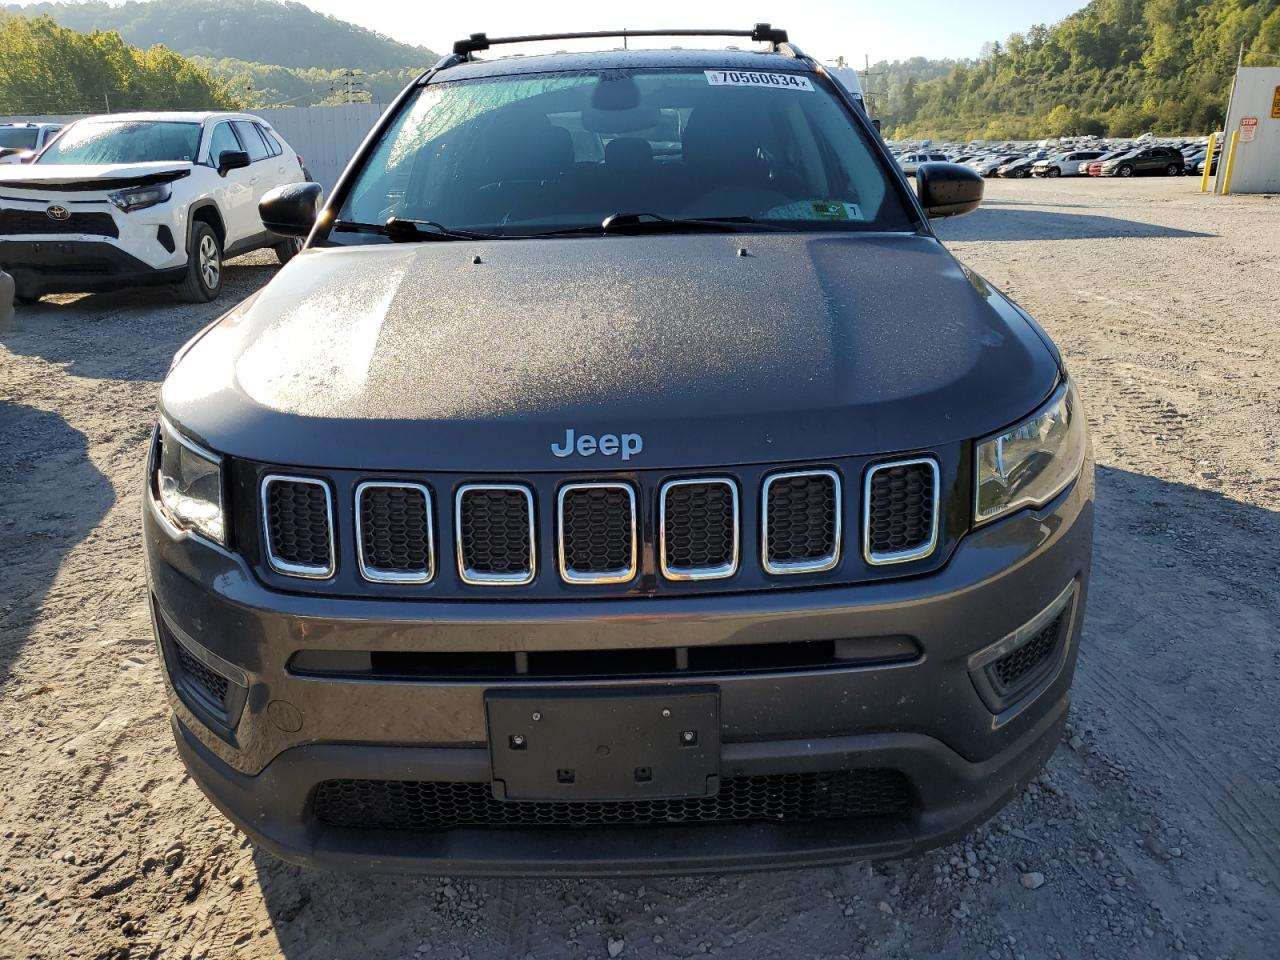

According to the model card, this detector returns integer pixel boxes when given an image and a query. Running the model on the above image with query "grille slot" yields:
[558,483,637,584]
[0,208,118,238]
[261,475,335,578]
[990,610,1066,693]
[175,642,229,708]
[762,469,841,574]
[456,484,535,585]
[660,478,739,580]
[356,482,434,583]
[313,769,913,831]
[864,458,939,565]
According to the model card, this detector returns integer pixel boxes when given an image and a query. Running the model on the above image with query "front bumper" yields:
[146,464,1094,874]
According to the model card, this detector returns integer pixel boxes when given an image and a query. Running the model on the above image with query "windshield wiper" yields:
[332,218,498,242]
[530,212,777,237]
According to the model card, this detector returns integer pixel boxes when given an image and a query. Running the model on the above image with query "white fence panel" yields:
[1216,67,1280,194]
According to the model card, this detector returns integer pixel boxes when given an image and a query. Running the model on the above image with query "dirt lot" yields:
[1,177,1277,960]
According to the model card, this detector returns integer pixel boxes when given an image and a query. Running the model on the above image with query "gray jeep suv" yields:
[144,26,1094,875]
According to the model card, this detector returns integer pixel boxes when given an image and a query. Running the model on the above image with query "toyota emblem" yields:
[46,205,71,221]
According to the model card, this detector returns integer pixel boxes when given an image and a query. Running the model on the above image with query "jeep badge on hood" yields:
[551,428,643,461]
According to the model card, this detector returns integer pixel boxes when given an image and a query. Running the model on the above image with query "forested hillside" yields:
[881,0,1280,139]
[8,0,435,71]
[0,12,236,114]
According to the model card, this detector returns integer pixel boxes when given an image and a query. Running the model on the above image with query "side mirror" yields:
[259,182,324,237]
[916,162,983,218]
[217,150,251,176]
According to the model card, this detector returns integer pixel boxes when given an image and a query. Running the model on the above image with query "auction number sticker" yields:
[705,70,813,91]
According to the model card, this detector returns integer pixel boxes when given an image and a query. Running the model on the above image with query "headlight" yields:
[108,183,172,212]
[975,380,1086,526]
[156,419,225,544]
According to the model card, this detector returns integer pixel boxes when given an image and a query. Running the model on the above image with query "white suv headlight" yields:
[156,419,225,544]
[108,183,172,212]
[975,380,1086,526]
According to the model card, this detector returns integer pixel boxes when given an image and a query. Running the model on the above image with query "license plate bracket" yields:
[486,687,720,801]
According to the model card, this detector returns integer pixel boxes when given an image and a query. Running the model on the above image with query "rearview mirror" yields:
[217,150,251,176]
[916,162,983,218]
[259,182,324,237]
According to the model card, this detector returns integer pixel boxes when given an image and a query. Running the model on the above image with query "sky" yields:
[36,0,1091,64]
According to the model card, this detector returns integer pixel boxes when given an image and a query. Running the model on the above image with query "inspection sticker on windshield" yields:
[705,70,813,91]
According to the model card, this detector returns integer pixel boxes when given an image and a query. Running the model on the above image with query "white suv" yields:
[0,112,309,303]
[0,123,63,164]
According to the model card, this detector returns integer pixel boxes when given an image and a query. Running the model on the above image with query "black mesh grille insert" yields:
[662,481,736,575]
[358,484,432,579]
[264,478,333,573]
[991,611,1066,691]
[765,472,838,569]
[867,461,936,558]
[0,209,118,238]
[458,487,533,579]
[313,770,913,831]
[560,485,635,578]
[175,644,229,706]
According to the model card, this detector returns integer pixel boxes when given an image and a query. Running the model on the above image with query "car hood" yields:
[163,232,1059,471]
[0,161,191,191]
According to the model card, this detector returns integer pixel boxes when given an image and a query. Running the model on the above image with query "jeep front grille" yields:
[558,482,637,583]
[863,458,939,565]
[0,209,118,238]
[455,484,535,585]
[261,475,335,578]
[762,469,841,574]
[313,769,913,831]
[356,482,434,583]
[660,478,738,580]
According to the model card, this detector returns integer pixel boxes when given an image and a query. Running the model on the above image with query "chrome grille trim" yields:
[455,483,536,586]
[862,457,940,566]
[354,481,435,584]
[557,482,638,584]
[659,477,740,581]
[260,474,336,579]
[761,469,842,575]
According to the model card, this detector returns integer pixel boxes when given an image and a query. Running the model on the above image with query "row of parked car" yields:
[893,134,1222,181]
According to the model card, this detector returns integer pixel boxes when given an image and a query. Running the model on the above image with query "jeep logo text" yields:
[551,428,643,461]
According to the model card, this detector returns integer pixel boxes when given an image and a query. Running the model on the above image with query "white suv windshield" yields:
[0,128,38,150]
[340,68,913,236]
[37,121,200,165]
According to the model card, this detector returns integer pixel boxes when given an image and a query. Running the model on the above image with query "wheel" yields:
[178,222,223,303]
[1047,167,1061,177]
[1014,168,1028,178]
[1118,164,1133,177]
[1166,163,1179,176]
[274,238,303,265]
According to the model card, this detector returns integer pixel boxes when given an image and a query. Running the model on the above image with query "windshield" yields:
[0,128,38,150]
[338,68,913,238]
[37,121,200,165]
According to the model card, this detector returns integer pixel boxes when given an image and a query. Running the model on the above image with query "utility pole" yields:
[103,91,111,114]
[329,70,368,105]
[860,53,884,116]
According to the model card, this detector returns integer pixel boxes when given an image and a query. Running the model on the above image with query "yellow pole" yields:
[1222,131,1240,196]
[1199,132,1217,193]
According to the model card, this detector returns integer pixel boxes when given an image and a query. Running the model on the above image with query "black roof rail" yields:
[453,24,789,58]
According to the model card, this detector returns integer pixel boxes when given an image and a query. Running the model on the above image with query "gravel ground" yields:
[1,177,1277,960]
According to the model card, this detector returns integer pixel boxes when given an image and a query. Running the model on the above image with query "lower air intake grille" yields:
[559,483,636,582]
[763,470,840,573]
[263,476,334,577]
[456,485,534,583]
[865,459,937,563]
[174,643,229,706]
[357,483,433,582]
[661,479,737,579]
[991,610,1066,692]
[313,770,913,831]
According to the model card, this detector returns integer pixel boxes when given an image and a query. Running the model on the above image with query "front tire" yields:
[1118,165,1133,177]
[178,222,223,303]
[1014,168,1028,178]
[1047,167,1061,177]
[275,238,303,265]
[1166,163,1180,177]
